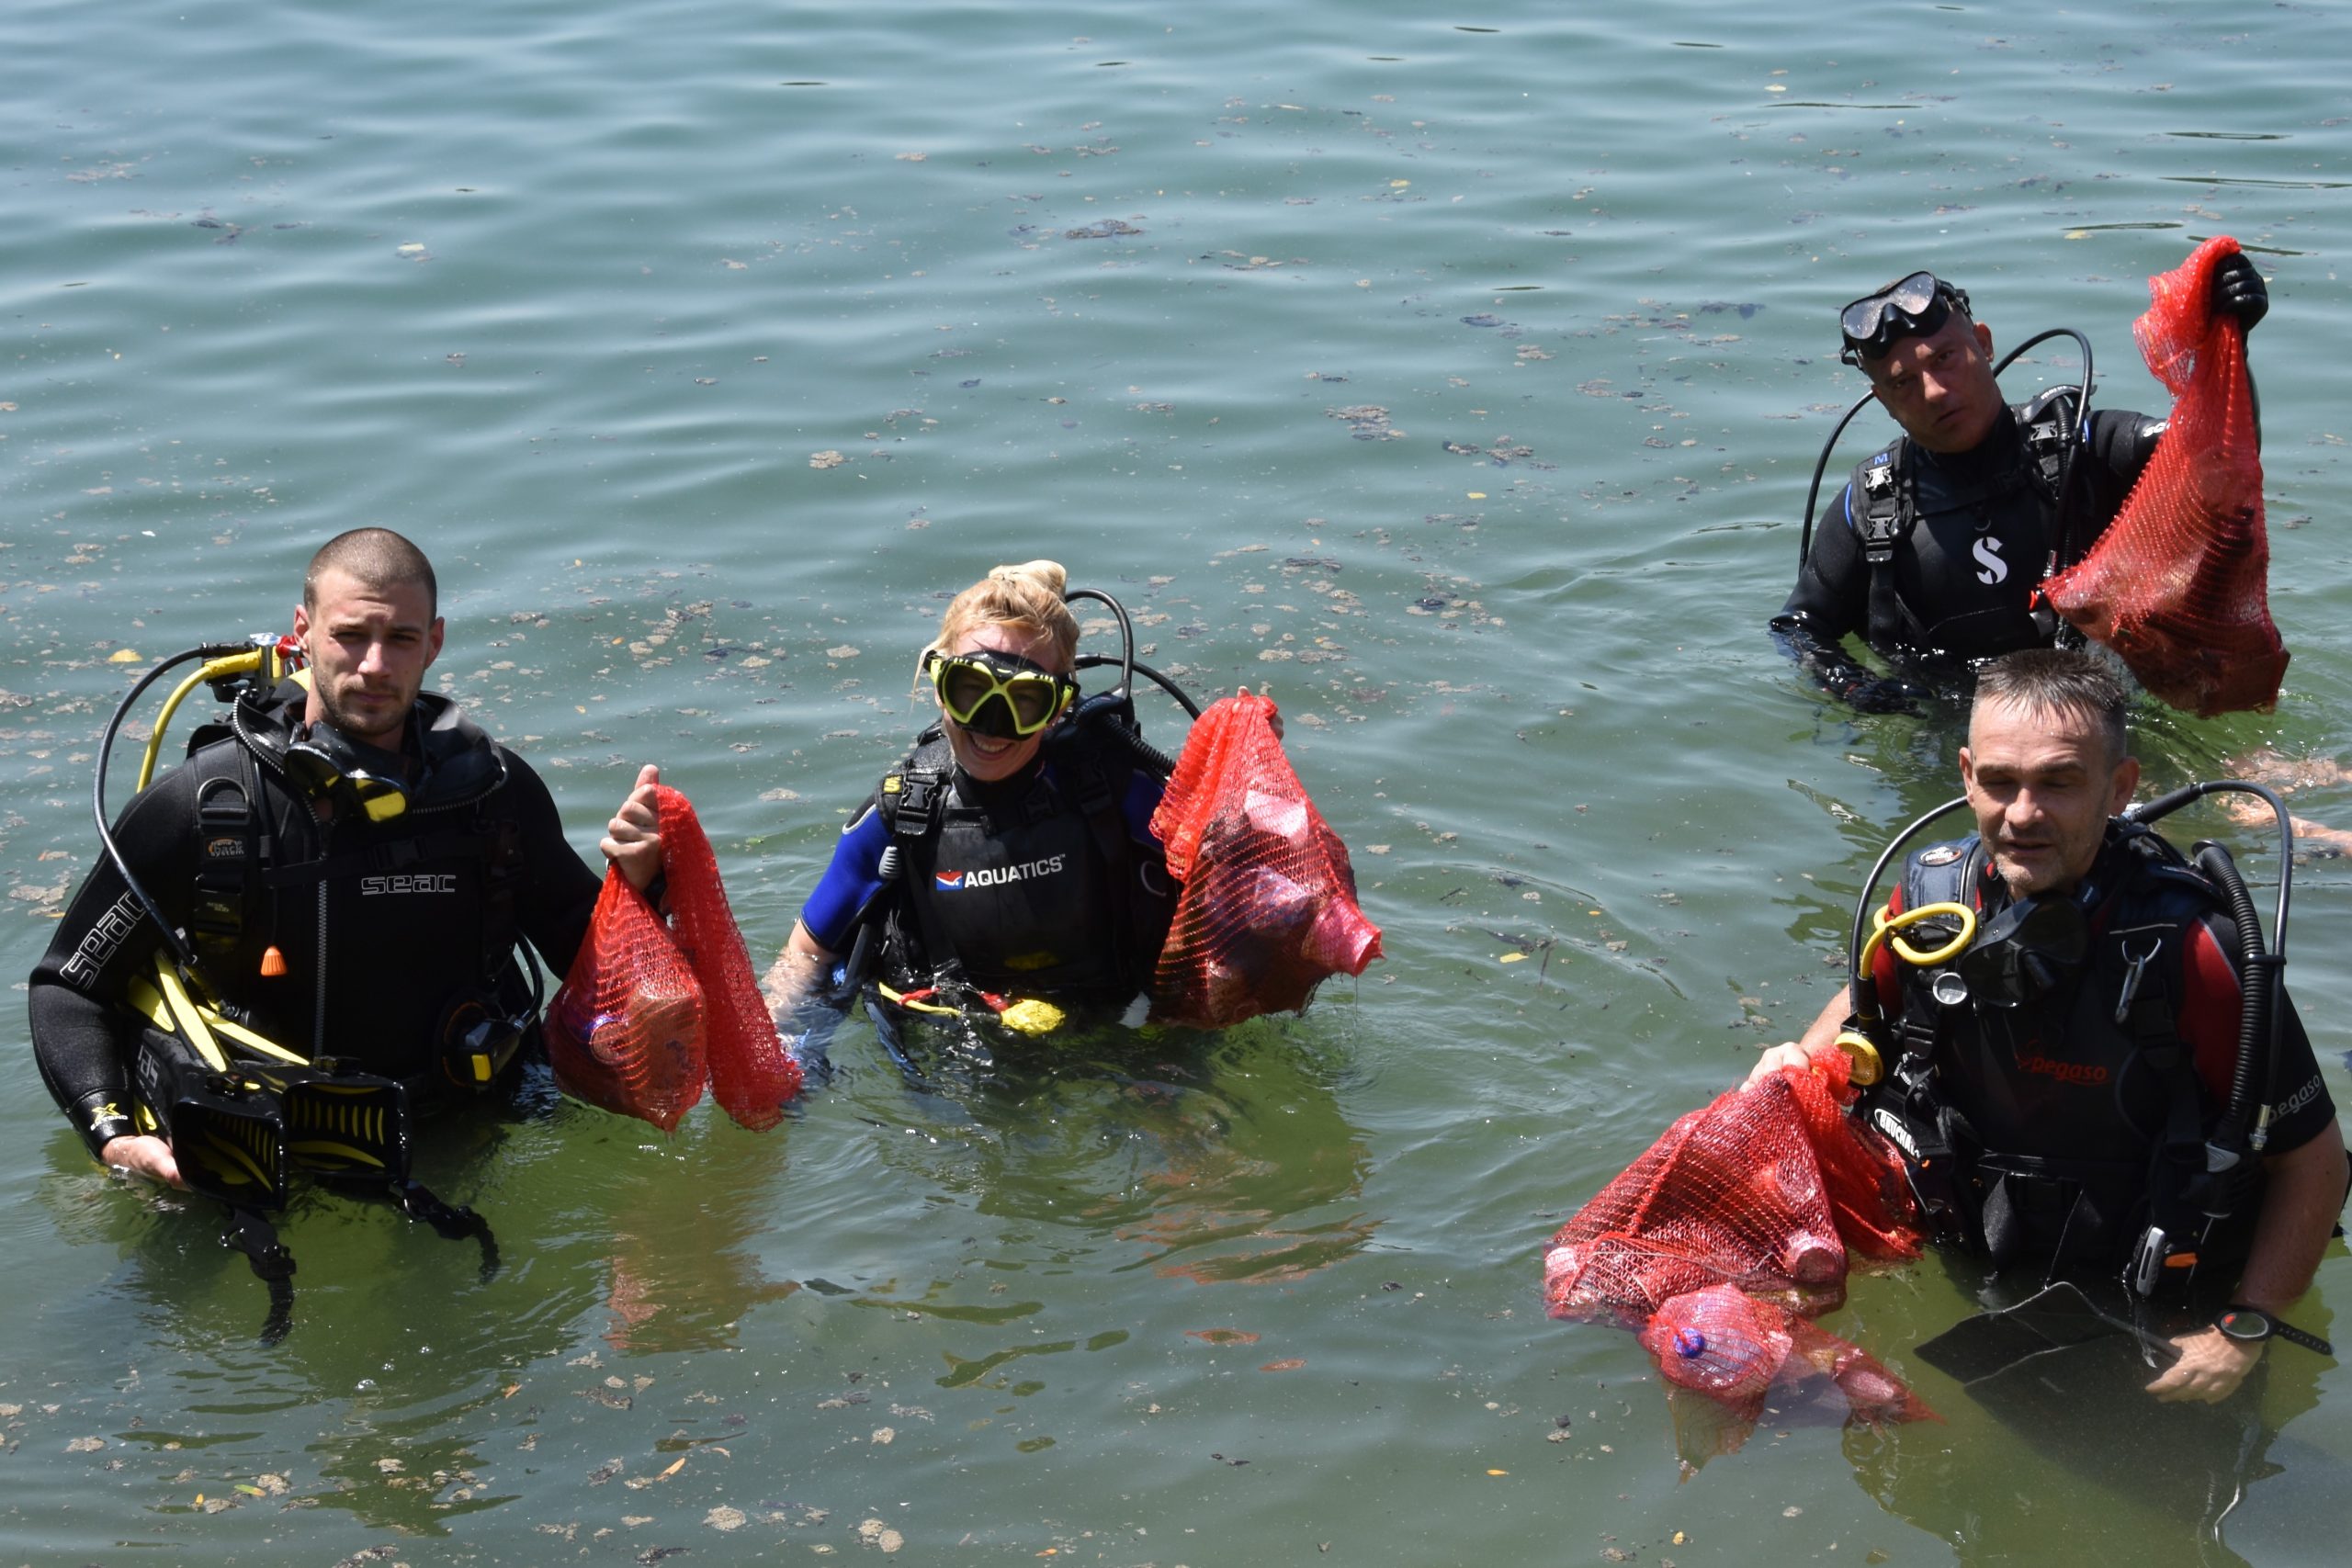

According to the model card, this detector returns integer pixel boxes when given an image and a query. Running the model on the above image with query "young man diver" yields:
[30,529,667,1190]
[1752,650,2346,1404]
[1771,261,2267,712]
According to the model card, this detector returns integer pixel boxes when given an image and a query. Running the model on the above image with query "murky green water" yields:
[6,2,2351,1562]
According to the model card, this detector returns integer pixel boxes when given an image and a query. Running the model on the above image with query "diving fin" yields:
[1915,1280,2179,1387]
[132,1032,290,1212]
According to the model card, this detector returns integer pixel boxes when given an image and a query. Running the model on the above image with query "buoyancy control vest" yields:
[874,727,1174,1006]
[1848,391,2081,660]
[1862,826,2256,1282]
[179,682,534,1090]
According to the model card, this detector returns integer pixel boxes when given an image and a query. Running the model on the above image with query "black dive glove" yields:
[1770,615,1926,716]
[1843,675,1931,716]
[2211,252,2267,333]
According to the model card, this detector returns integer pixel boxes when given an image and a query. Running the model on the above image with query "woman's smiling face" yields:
[939,621,1069,783]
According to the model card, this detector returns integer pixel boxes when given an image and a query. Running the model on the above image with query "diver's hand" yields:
[1237,684,1284,740]
[2211,252,2268,333]
[1843,674,1929,715]
[1747,1042,1814,1086]
[102,1133,184,1190]
[602,763,663,893]
[2147,1325,2262,1404]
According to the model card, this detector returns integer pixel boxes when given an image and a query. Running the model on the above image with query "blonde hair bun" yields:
[988,559,1069,599]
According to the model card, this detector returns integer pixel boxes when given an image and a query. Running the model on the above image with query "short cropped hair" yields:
[304,529,438,617]
[1972,649,2130,766]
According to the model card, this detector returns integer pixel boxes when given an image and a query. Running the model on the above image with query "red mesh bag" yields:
[2043,235,2286,716]
[1544,1056,1931,1460]
[547,873,707,1134]
[1147,694,1381,1030]
[652,784,803,1129]
[547,785,802,1132]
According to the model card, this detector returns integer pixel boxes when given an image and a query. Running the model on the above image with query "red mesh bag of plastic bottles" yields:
[1544,1054,1931,1462]
[2043,236,2286,716]
[1147,694,1382,1029]
[547,873,707,1134]
[548,785,802,1132]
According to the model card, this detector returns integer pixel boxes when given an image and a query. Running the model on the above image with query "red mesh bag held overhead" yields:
[1147,694,1382,1030]
[2043,235,2287,716]
[1543,1053,1932,1462]
[547,785,803,1132]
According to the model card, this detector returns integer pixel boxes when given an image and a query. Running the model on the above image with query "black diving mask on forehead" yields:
[1839,271,1973,367]
[924,648,1077,739]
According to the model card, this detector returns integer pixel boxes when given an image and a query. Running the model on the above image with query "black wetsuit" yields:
[1773,401,2165,704]
[29,684,600,1155]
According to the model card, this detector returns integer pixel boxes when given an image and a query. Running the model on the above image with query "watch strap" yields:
[2221,1303,2335,1358]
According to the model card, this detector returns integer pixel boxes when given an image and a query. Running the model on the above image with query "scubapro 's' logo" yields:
[1973,535,2008,585]
[933,855,1067,892]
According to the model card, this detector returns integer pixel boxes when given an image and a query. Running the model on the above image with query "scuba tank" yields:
[93,636,497,1344]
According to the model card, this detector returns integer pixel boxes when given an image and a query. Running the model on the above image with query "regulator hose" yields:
[2192,840,2278,1161]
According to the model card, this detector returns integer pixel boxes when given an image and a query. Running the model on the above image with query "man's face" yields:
[291,568,443,748]
[1959,694,2140,898]
[1864,311,2005,454]
[939,622,1066,784]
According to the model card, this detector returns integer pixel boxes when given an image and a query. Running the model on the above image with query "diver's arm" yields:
[761,920,842,1028]
[2148,1118,2346,1404]
[1773,490,1926,713]
[28,771,198,1158]
[501,747,605,975]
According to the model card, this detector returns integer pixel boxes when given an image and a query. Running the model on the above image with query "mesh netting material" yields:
[547,873,706,1133]
[1544,1055,1932,1451]
[1147,693,1382,1030]
[547,785,802,1132]
[2043,235,2286,716]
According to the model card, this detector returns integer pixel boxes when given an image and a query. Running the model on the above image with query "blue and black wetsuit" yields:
[801,729,1170,1009]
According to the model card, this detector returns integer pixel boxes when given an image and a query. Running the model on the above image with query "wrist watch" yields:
[2215,1304,2335,1357]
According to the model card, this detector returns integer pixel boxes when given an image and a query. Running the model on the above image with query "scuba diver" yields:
[28,528,665,1333]
[1771,260,2269,712]
[1751,650,2346,1404]
[761,560,1202,1043]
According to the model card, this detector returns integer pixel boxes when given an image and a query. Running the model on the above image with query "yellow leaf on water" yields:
[108,649,141,663]
[1498,953,1527,964]
[1466,491,1487,500]
[1487,1468,1509,1475]
[660,1457,686,1478]
[2065,230,2089,240]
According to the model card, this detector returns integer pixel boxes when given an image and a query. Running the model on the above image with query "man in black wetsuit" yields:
[1754,651,2345,1404]
[29,528,666,1190]
[1772,263,2268,711]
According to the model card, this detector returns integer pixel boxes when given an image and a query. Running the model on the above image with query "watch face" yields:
[2218,1307,2272,1342]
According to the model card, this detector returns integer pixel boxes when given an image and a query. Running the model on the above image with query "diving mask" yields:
[1839,271,1972,366]
[924,649,1077,739]
[283,729,410,823]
